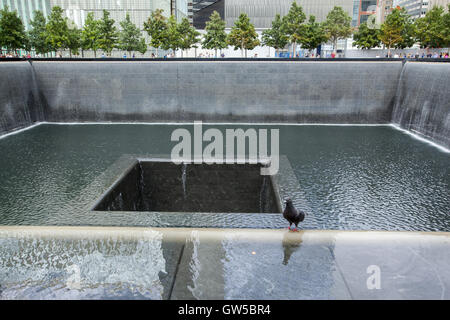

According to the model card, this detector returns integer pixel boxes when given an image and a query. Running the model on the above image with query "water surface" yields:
[0,124,448,231]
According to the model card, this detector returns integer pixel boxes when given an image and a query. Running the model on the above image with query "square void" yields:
[93,160,281,213]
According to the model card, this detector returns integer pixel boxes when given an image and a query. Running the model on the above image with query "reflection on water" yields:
[282,232,303,265]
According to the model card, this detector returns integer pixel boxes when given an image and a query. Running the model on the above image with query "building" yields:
[192,0,224,29]
[380,0,394,22]
[394,0,429,19]
[351,0,393,27]
[428,0,450,11]
[0,0,51,31]
[0,0,188,31]
[190,0,355,30]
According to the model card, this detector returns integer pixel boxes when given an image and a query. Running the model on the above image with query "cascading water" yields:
[391,62,450,149]
[182,163,187,199]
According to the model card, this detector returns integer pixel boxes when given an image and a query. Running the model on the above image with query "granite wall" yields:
[1,60,448,149]
[32,61,403,124]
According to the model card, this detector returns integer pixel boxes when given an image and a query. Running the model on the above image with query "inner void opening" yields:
[94,160,281,213]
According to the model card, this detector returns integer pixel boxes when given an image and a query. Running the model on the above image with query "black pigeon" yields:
[283,199,305,231]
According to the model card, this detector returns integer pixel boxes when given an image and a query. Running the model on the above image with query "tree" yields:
[0,6,27,55]
[299,15,328,52]
[261,14,289,56]
[322,6,353,54]
[28,10,50,56]
[282,1,306,57]
[81,12,101,57]
[203,10,228,57]
[98,10,118,56]
[144,9,167,57]
[178,17,200,57]
[227,13,260,58]
[443,5,450,48]
[67,22,81,57]
[45,6,69,56]
[415,6,446,49]
[161,15,181,55]
[137,38,147,55]
[379,7,415,56]
[118,13,147,57]
[353,22,381,50]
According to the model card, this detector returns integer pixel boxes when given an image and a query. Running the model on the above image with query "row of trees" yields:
[1,2,449,58]
[0,5,199,57]
[353,5,450,55]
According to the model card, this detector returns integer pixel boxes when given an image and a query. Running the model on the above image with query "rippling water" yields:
[0,124,448,231]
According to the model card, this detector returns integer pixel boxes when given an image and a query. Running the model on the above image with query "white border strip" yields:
[1,122,448,154]
[35,121,393,127]
[390,124,450,154]
[0,122,44,140]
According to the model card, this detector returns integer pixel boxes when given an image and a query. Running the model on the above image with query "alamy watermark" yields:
[170,121,280,175]
[366,265,381,290]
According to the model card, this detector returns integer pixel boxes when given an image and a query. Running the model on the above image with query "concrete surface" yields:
[0,226,449,300]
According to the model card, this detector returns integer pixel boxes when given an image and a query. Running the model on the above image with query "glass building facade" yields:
[0,1,188,31]
[0,0,51,30]
[49,0,187,29]
[224,0,354,29]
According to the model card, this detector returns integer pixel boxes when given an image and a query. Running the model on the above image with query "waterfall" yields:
[391,62,450,149]
[182,163,187,199]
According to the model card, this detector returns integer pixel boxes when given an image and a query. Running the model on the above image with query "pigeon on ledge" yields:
[283,198,305,231]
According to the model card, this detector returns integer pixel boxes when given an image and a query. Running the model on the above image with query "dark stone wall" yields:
[0,62,44,135]
[32,61,402,124]
[392,62,450,149]
[1,60,448,150]
[95,161,280,213]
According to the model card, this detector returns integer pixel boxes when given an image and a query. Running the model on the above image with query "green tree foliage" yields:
[0,6,28,54]
[379,7,415,55]
[353,22,381,49]
[81,12,101,57]
[322,6,353,54]
[261,14,289,55]
[178,17,200,57]
[143,9,167,56]
[444,5,450,47]
[203,10,228,57]
[161,15,181,54]
[415,6,446,49]
[227,13,260,58]
[67,22,81,57]
[118,13,147,56]
[137,38,147,55]
[299,15,328,51]
[282,1,306,56]
[98,10,118,56]
[45,6,69,55]
[28,10,50,56]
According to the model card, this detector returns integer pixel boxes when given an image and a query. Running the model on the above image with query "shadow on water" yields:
[282,231,303,265]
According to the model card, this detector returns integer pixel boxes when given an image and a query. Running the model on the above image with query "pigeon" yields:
[283,198,305,231]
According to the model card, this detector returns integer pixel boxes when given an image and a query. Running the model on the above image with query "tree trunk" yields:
[245,49,248,58]
[215,49,217,58]
[334,39,338,54]
[293,42,296,57]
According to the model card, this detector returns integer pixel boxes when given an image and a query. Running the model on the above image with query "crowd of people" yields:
[1,50,449,59]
